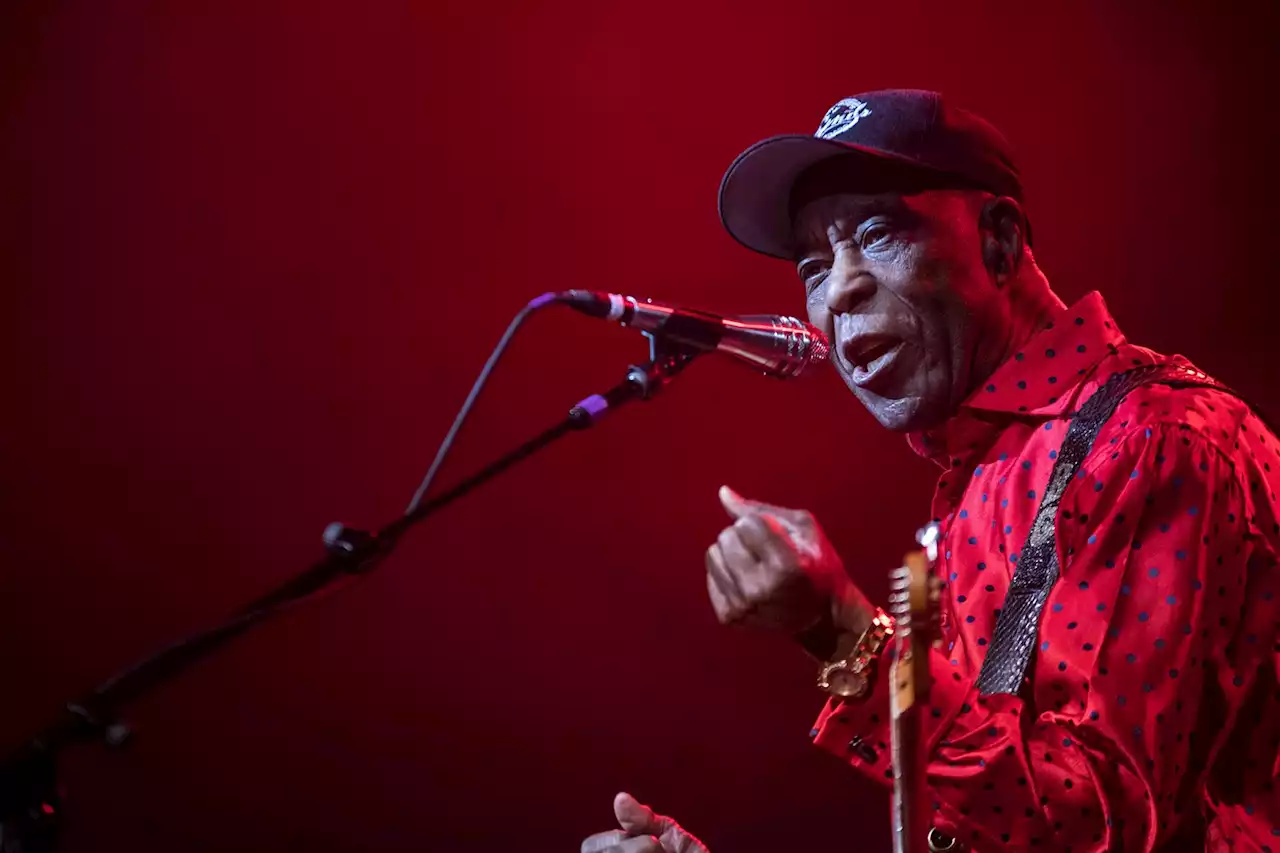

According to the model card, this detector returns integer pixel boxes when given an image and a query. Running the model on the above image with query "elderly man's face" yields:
[793,189,1005,432]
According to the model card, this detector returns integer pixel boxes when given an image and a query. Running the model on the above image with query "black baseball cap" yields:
[718,89,1026,261]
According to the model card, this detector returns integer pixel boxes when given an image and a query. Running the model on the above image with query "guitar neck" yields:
[888,545,938,853]
[890,704,930,853]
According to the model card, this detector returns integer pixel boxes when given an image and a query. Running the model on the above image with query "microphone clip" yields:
[321,523,387,574]
[568,335,699,430]
[633,332,699,398]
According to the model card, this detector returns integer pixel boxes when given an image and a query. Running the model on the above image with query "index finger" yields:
[737,511,802,553]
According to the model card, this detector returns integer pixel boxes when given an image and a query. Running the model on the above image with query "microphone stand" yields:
[0,337,698,853]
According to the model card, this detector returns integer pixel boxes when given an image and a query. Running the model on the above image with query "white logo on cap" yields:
[815,98,872,139]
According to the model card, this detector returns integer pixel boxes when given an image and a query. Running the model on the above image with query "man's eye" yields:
[798,259,830,290]
[859,223,893,250]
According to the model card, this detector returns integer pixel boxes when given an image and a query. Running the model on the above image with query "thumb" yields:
[614,792,709,853]
[718,485,765,520]
[719,486,801,530]
[613,792,667,836]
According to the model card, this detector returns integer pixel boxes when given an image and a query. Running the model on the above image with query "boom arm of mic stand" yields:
[0,344,698,853]
[358,340,696,556]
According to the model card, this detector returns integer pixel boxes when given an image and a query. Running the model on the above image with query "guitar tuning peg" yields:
[916,522,940,561]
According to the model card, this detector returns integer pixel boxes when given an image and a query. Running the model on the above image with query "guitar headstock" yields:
[889,523,943,711]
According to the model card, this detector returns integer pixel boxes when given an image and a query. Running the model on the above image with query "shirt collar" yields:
[907,291,1128,464]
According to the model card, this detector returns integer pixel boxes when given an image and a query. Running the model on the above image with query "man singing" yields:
[581,90,1280,852]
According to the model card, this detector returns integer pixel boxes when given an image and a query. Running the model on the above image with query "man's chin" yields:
[850,385,943,433]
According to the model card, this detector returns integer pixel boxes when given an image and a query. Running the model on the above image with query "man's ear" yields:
[979,196,1027,286]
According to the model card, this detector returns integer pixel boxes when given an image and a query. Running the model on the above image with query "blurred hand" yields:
[580,792,709,853]
[705,486,873,640]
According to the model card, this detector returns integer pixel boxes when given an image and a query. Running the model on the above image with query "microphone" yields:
[558,290,830,379]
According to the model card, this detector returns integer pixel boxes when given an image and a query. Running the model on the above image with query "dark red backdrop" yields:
[3,2,1277,850]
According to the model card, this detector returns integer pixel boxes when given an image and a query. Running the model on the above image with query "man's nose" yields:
[824,261,876,316]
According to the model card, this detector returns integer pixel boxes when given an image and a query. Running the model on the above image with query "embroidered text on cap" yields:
[815,98,873,140]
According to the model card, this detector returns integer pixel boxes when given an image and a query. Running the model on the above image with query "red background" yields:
[2,2,1277,850]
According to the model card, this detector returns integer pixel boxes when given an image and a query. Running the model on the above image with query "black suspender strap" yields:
[975,364,1243,696]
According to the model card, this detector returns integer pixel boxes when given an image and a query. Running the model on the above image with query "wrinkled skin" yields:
[704,485,873,639]
[792,190,1048,432]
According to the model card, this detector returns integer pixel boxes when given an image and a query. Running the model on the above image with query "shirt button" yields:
[928,827,959,850]
[847,735,878,763]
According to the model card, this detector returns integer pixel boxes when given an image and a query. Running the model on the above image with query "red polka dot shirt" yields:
[811,292,1280,851]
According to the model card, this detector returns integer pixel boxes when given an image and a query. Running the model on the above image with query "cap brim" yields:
[717,134,925,261]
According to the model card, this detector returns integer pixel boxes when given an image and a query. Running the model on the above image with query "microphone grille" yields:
[780,317,830,378]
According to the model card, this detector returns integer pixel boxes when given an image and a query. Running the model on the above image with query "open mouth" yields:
[843,336,904,386]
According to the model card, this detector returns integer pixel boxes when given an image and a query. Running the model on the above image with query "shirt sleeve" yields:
[810,421,1280,851]
[808,643,970,785]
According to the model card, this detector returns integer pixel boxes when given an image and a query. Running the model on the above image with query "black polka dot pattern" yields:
[810,294,1280,850]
